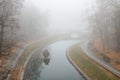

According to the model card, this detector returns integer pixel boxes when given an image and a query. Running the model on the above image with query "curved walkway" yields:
[81,42,120,78]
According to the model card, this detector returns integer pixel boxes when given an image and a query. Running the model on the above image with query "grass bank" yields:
[69,44,120,80]
[9,34,69,80]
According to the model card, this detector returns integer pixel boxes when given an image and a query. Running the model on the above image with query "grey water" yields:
[37,40,85,80]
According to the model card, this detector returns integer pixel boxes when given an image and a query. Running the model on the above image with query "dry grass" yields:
[92,38,120,71]
[69,44,120,80]
[10,34,69,80]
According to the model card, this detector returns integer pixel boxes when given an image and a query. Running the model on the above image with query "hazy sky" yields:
[24,0,96,33]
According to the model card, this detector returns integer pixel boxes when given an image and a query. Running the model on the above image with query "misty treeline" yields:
[0,0,49,56]
[19,4,49,40]
[90,0,120,53]
[0,0,23,56]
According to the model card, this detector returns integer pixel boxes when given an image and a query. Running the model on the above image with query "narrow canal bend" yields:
[37,40,85,80]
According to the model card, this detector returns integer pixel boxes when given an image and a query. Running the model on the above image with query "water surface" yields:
[37,40,85,80]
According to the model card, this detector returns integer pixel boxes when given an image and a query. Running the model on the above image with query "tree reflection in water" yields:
[43,49,50,65]
[43,57,50,65]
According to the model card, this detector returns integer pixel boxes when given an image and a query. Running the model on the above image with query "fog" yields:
[1,0,120,80]
[20,0,97,36]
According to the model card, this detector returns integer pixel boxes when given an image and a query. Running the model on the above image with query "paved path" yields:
[81,42,120,78]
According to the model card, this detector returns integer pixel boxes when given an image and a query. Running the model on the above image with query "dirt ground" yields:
[92,39,120,71]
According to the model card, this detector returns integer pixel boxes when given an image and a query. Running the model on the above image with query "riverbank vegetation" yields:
[89,0,120,71]
[0,0,51,79]
[10,34,69,80]
[0,0,24,79]
[69,44,120,80]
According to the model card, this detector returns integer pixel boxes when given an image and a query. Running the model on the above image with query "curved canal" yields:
[36,40,85,80]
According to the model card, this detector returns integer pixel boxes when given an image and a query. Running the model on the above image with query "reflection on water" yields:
[43,58,50,65]
[23,49,43,80]
[43,49,50,65]
[37,40,85,80]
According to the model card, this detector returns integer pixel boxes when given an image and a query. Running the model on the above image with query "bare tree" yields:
[90,0,120,53]
[0,0,23,56]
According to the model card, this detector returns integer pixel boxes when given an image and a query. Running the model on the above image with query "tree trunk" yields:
[0,24,4,56]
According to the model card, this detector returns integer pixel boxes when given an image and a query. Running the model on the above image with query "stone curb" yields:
[66,47,91,80]
[6,36,52,80]
[19,36,58,80]
[20,48,41,80]
[6,41,38,80]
